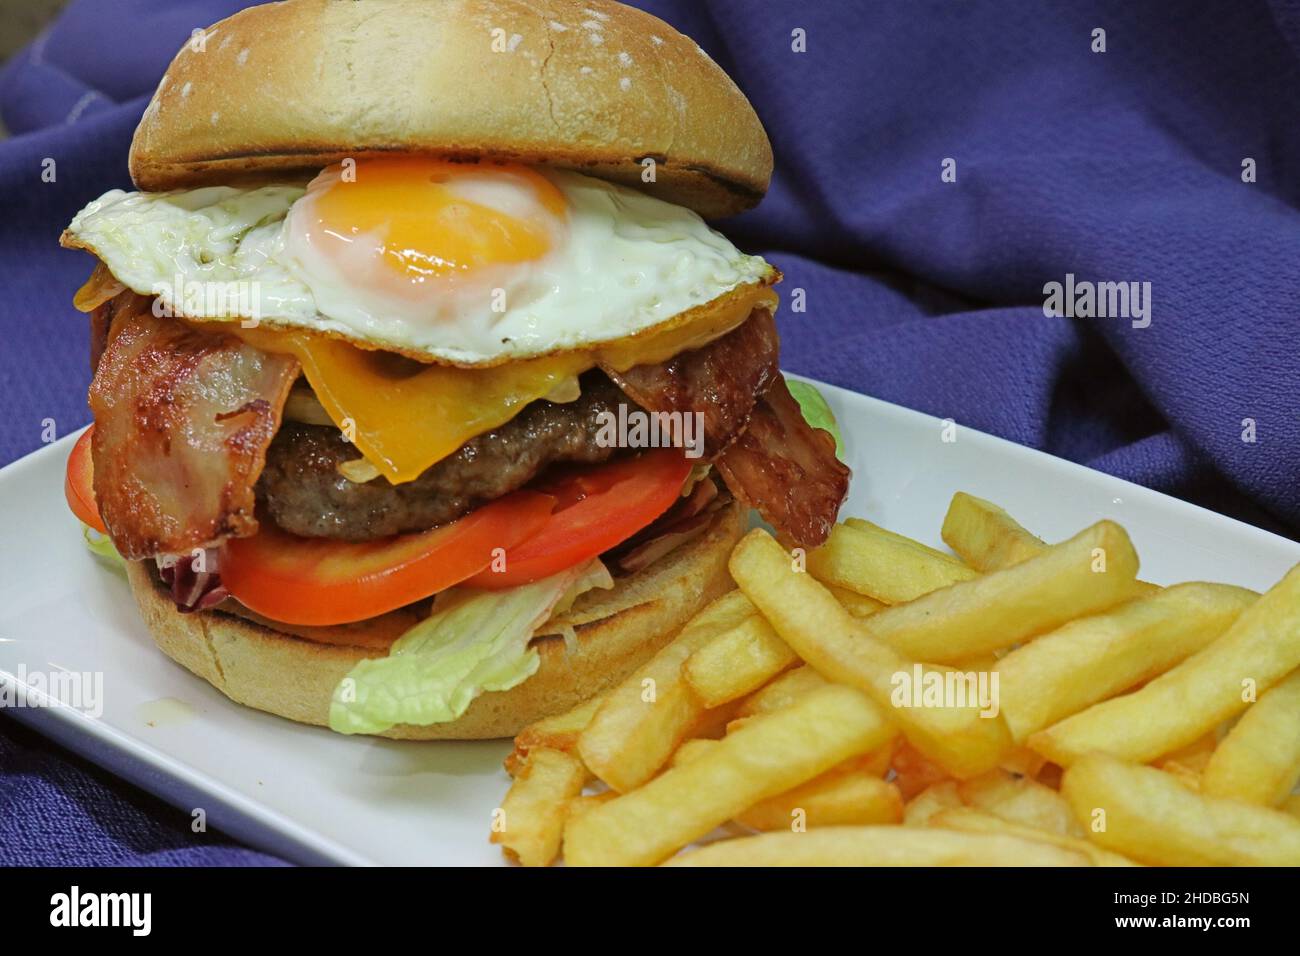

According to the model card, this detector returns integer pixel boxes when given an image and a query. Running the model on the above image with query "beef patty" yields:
[257,373,636,540]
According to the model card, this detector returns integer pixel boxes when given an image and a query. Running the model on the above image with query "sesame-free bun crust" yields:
[123,502,742,739]
[129,0,772,218]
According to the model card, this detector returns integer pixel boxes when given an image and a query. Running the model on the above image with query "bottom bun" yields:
[124,502,744,740]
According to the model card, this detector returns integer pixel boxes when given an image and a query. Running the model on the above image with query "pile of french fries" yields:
[490,492,1300,866]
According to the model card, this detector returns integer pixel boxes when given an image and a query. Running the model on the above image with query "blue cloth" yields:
[1,0,1297,865]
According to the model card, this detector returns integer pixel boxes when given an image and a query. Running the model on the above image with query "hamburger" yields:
[59,0,849,739]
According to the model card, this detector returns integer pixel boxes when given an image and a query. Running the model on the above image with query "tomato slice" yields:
[65,426,107,533]
[466,449,694,590]
[222,491,555,625]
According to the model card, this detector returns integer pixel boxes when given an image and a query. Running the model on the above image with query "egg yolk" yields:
[300,158,566,288]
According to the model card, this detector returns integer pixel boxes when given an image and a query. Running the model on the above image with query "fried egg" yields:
[64,159,774,365]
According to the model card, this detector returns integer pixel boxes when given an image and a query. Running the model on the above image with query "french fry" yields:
[1201,669,1300,806]
[672,736,901,829]
[565,790,616,826]
[680,736,895,778]
[577,589,754,792]
[505,694,603,776]
[957,769,1084,838]
[843,517,963,563]
[997,583,1255,743]
[495,490,1300,867]
[736,773,903,831]
[563,685,893,866]
[1061,755,1300,866]
[929,808,1138,866]
[683,615,799,708]
[662,826,1092,866]
[941,492,1048,571]
[696,733,889,780]
[735,665,827,718]
[807,522,976,604]
[940,493,1160,596]
[826,584,887,619]
[903,781,964,826]
[1030,564,1300,767]
[491,749,587,867]
[860,521,1142,664]
[729,529,1012,779]
[668,737,717,768]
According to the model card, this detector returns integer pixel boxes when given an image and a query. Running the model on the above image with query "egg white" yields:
[65,168,774,366]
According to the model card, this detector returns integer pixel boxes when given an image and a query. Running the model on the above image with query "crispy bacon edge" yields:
[716,375,851,548]
[606,308,850,548]
[601,307,781,459]
[88,295,300,560]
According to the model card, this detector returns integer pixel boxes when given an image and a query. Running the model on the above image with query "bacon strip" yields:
[84,289,149,376]
[716,376,850,548]
[89,296,300,559]
[606,309,849,548]
[602,308,781,459]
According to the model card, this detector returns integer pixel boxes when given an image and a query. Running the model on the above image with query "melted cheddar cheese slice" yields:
[245,329,591,484]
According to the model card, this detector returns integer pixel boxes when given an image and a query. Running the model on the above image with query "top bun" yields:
[129,0,773,218]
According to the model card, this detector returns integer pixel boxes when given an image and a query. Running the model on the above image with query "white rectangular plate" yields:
[1,381,1297,866]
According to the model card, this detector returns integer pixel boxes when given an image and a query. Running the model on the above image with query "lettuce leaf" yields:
[785,377,846,459]
[328,562,604,735]
[82,523,125,572]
